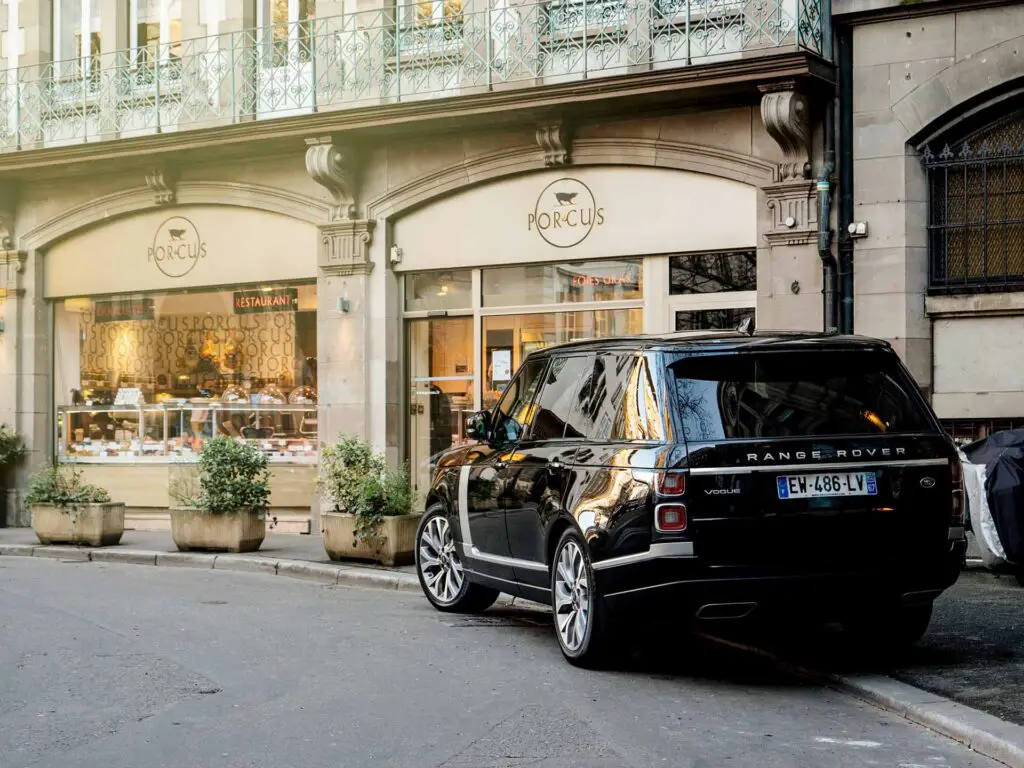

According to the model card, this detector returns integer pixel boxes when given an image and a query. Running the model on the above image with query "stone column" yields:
[756,81,823,333]
[0,247,50,527]
[15,0,53,148]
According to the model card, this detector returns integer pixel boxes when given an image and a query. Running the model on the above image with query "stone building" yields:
[0,0,832,527]
[835,0,1024,445]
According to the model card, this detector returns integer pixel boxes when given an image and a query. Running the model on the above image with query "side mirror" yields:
[466,411,491,442]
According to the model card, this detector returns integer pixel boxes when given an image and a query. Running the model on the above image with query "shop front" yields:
[44,204,320,531]
[390,165,760,499]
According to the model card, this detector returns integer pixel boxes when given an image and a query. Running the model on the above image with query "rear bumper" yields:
[596,541,966,620]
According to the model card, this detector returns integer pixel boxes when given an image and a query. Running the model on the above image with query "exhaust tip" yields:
[695,602,758,620]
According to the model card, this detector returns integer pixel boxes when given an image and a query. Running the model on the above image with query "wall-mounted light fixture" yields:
[337,296,351,314]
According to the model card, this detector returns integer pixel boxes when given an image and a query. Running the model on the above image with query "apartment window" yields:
[400,0,463,48]
[52,0,101,78]
[130,0,184,67]
[259,0,316,66]
[924,113,1024,295]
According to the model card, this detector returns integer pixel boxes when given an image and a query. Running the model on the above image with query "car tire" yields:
[416,504,498,614]
[551,527,612,669]
[845,602,933,649]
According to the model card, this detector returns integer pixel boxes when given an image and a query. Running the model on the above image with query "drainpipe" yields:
[818,96,838,334]
[837,25,855,334]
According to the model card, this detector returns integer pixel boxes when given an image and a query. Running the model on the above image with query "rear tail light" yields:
[655,504,687,533]
[655,472,686,496]
[951,458,965,526]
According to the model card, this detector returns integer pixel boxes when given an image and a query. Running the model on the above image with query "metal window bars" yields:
[0,0,826,153]
[923,122,1024,294]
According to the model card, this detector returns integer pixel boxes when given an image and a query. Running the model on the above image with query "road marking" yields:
[815,737,882,747]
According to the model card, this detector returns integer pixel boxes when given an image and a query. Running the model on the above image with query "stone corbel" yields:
[318,220,376,276]
[536,120,572,167]
[760,82,811,182]
[145,166,178,205]
[306,137,357,220]
[0,249,26,299]
[763,179,818,247]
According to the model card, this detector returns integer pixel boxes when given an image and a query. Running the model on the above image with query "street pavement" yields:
[0,557,1003,768]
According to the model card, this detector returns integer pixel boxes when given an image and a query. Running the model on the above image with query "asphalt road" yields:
[0,558,1002,768]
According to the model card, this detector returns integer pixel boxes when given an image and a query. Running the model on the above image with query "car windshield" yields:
[666,349,935,442]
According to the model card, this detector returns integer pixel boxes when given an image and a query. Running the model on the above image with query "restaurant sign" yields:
[233,287,299,314]
[94,297,156,323]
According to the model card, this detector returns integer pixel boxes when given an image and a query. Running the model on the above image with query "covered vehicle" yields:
[962,429,1024,582]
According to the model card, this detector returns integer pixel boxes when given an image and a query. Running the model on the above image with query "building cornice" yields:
[0,52,833,179]
[833,0,1019,23]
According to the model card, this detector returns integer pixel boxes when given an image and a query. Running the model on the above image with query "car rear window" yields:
[666,350,936,442]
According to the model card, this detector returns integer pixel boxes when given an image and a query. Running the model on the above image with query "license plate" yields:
[776,472,878,500]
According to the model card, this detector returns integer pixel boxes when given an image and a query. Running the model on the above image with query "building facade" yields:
[0,0,833,527]
[836,0,1024,446]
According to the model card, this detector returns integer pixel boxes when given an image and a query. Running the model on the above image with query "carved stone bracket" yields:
[536,121,572,166]
[760,82,811,182]
[763,179,818,247]
[318,220,376,276]
[145,167,178,205]
[0,250,27,299]
[306,137,357,220]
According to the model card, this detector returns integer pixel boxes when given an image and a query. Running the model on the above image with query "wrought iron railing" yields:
[942,418,1024,447]
[924,138,1024,295]
[0,0,827,152]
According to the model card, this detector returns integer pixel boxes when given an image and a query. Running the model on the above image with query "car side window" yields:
[491,358,546,445]
[568,353,637,441]
[609,354,664,442]
[529,355,592,441]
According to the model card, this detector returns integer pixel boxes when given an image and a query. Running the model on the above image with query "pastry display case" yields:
[57,402,319,465]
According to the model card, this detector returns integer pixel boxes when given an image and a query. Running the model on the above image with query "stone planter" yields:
[321,511,422,566]
[170,507,266,553]
[31,503,125,546]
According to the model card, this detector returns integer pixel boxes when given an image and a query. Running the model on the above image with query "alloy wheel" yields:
[554,540,590,652]
[419,515,465,604]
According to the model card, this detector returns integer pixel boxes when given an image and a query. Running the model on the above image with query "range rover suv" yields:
[414,333,966,667]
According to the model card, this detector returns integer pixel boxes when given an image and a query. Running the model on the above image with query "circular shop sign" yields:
[150,216,205,278]
[533,178,601,249]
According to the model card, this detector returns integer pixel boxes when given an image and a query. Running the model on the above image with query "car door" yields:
[461,357,547,582]
[503,354,594,592]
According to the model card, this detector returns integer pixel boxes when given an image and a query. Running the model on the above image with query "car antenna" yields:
[736,316,755,336]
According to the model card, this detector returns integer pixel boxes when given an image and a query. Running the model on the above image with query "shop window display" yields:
[54,284,318,464]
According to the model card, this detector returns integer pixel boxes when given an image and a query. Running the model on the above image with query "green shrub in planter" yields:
[26,464,124,546]
[26,464,111,508]
[0,424,25,473]
[319,437,414,548]
[170,436,271,514]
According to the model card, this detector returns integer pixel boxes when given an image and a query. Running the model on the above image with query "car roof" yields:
[526,331,894,358]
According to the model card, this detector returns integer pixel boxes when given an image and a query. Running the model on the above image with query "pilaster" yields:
[756,81,823,332]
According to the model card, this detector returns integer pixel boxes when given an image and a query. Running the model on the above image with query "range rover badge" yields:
[920,477,936,489]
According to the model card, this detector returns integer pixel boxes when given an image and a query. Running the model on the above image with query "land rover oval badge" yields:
[920,477,936,489]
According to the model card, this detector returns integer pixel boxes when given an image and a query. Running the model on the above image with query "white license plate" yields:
[776,472,878,500]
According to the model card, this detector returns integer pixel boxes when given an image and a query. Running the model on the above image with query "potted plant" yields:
[318,437,419,566]
[169,436,271,553]
[0,424,26,526]
[27,463,125,546]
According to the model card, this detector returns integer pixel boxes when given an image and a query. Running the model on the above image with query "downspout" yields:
[837,25,855,334]
[818,96,838,334]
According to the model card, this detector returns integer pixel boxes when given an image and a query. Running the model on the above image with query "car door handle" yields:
[548,458,566,471]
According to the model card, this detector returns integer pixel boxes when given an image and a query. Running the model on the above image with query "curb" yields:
[0,542,522,607]
[697,632,1024,768]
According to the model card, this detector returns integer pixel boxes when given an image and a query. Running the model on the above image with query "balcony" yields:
[0,0,829,153]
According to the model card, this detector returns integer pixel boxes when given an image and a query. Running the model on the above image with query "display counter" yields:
[56,404,318,532]
[57,403,318,464]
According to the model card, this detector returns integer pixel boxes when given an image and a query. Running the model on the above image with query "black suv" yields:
[414,332,966,667]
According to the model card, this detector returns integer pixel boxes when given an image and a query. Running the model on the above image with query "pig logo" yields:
[149,217,207,279]
[529,178,604,249]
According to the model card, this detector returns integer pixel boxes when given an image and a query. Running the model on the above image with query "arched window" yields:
[923,114,1024,294]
